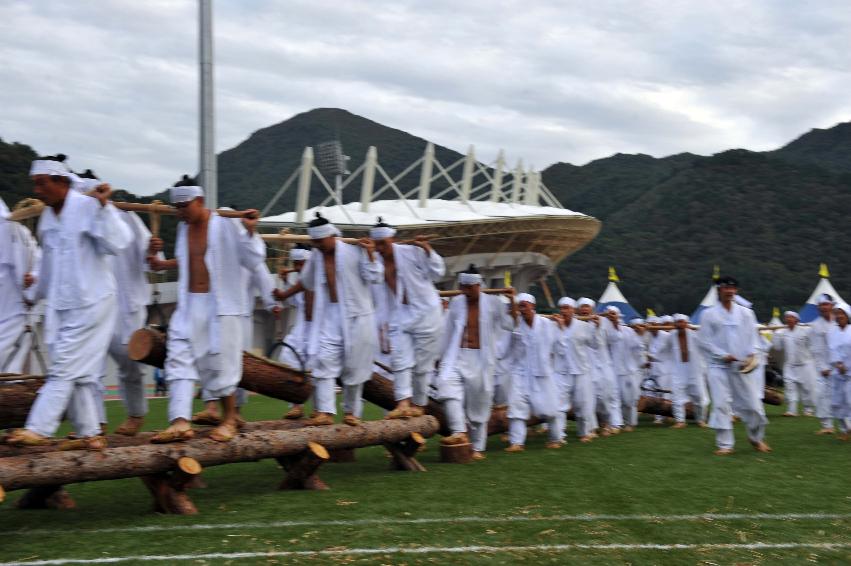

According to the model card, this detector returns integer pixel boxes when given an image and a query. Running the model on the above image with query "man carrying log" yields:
[576,298,620,436]
[771,311,818,417]
[7,155,132,448]
[504,293,563,451]
[369,218,445,419]
[697,275,771,455]
[437,265,516,460]
[0,196,40,373]
[602,306,643,432]
[655,314,708,428]
[278,245,313,419]
[147,177,265,443]
[810,293,838,434]
[553,297,598,443]
[273,213,383,426]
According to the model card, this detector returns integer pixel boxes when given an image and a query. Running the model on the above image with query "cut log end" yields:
[307,441,330,461]
[440,442,473,464]
[0,485,5,503]
[177,457,202,476]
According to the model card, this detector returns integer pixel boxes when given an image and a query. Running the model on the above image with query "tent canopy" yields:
[798,277,845,323]
[596,281,640,321]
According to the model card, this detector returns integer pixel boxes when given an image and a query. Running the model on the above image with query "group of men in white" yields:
[2,156,850,458]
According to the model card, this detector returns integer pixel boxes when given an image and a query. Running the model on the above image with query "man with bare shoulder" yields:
[436,265,516,460]
[147,176,265,443]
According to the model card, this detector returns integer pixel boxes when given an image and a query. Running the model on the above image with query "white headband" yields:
[307,223,339,239]
[458,273,483,286]
[673,313,689,322]
[577,297,595,308]
[660,315,673,324]
[30,159,72,178]
[606,305,621,315]
[647,316,660,324]
[290,248,310,261]
[817,293,835,305]
[170,185,204,203]
[834,303,851,318]
[517,293,536,304]
[784,310,799,319]
[629,318,644,325]
[369,226,396,239]
[557,297,575,308]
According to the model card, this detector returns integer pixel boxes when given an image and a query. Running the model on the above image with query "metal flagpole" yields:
[199,0,217,208]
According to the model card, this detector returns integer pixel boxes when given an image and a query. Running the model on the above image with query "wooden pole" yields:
[438,287,513,298]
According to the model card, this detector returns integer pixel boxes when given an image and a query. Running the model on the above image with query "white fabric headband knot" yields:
[557,297,575,308]
[290,248,310,261]
[629,318,644,325]
[517,292,536,304]
[673,313,689,322]
[170,186,204,203]
[605,305,621,315]
[369,226,396,239]
[30,159,72,178]
[71,177,101,193]
[307,223,340,239]
[577,297,595,308]
[817,293,835,305]
[834,303,851,318]
[660,315,673,324]
[783,310,799,319]
[458,272,483,286]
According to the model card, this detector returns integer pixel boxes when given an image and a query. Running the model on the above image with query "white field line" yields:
[13,512,851,536]
[3,542,851,566]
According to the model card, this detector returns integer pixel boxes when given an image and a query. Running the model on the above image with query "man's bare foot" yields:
[714,448,735,456]
[303,412,335,426]
[441,432,469,445]
[815,428,834,435]
[284,405,304,420]
[209,422,238,442]
[606,426,621,435]
[407,405,425,417]
[471,451,486,461]
[504,444,525,453]
[670,422,687,429]
[114,416,145,436]
[544,441,563,449]
[385,407,410,420]
[5,429,53,447]
[697,421,709,428]
[599,428,611,437]
[622,425,635,432]
[782,412,797,417]
[838,433,850,441]
[578,435,593,444]
[750,440,772,453]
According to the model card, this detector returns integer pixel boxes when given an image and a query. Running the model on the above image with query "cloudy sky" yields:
[1,0,849,196]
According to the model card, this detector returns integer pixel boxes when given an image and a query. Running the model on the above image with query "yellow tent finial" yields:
[646,308,657,317]
[819,263,830,278]
[608,266,620,283]
[772,307,780,318]
[504,270,512,288]
[712,264,720,282]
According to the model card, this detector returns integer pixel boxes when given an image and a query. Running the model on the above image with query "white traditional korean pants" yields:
[0,314,26,373]
[619,372,640,427]
[830,374,851,433]
[107,308,148,418]
[311,303,363,416]
[783,364,816,415]
[706,365,768,450]
[671,363,708,424]
[26,298,116,438]
[389,305,441,406]
[166,293,243,422]
[554,371,597,440]
[507,370,559,446]
[441,348,492,452]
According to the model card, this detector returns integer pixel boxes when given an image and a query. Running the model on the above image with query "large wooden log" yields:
[0,416,439,492]
[0,375,44,429]
[637,396,695,419]
[0,418,308,458]
[763,387,784,406]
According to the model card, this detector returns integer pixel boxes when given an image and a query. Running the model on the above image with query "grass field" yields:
[1,396,849,565]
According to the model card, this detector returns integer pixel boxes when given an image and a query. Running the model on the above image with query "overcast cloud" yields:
[1,0,849,196]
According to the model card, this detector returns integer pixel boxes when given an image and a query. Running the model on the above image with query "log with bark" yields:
[637,396,695,420]
[763,387,784,406]
[0,375,44,429]
[0,416,438,494]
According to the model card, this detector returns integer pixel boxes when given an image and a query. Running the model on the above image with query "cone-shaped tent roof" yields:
[595,269,639,320]
[799,277,845,323]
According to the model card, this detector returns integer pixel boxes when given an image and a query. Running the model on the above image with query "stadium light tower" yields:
[316,140,350,204]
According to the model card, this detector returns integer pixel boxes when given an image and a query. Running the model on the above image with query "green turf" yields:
[1,397,849,565]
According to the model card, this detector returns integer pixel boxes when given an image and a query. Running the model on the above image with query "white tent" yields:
[798,265,845,323]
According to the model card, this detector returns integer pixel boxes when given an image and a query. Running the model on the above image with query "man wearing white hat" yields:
[810,293,838,434]
[827,302,851,440]
[697,276,770,455]
[0,196,40,373]
[274,213,382,427]
[437,265,515,459]
[577,298,619,435]
[275,246,313,419]
[553,297,599,442]
[369,218,445,419]
[505,293,562,451]
[603,306,642,431]
[147,176,265,443]
[656,314,708,427]
[646,316,673,424]
[771,311,818,417]
[7,155,132,448]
